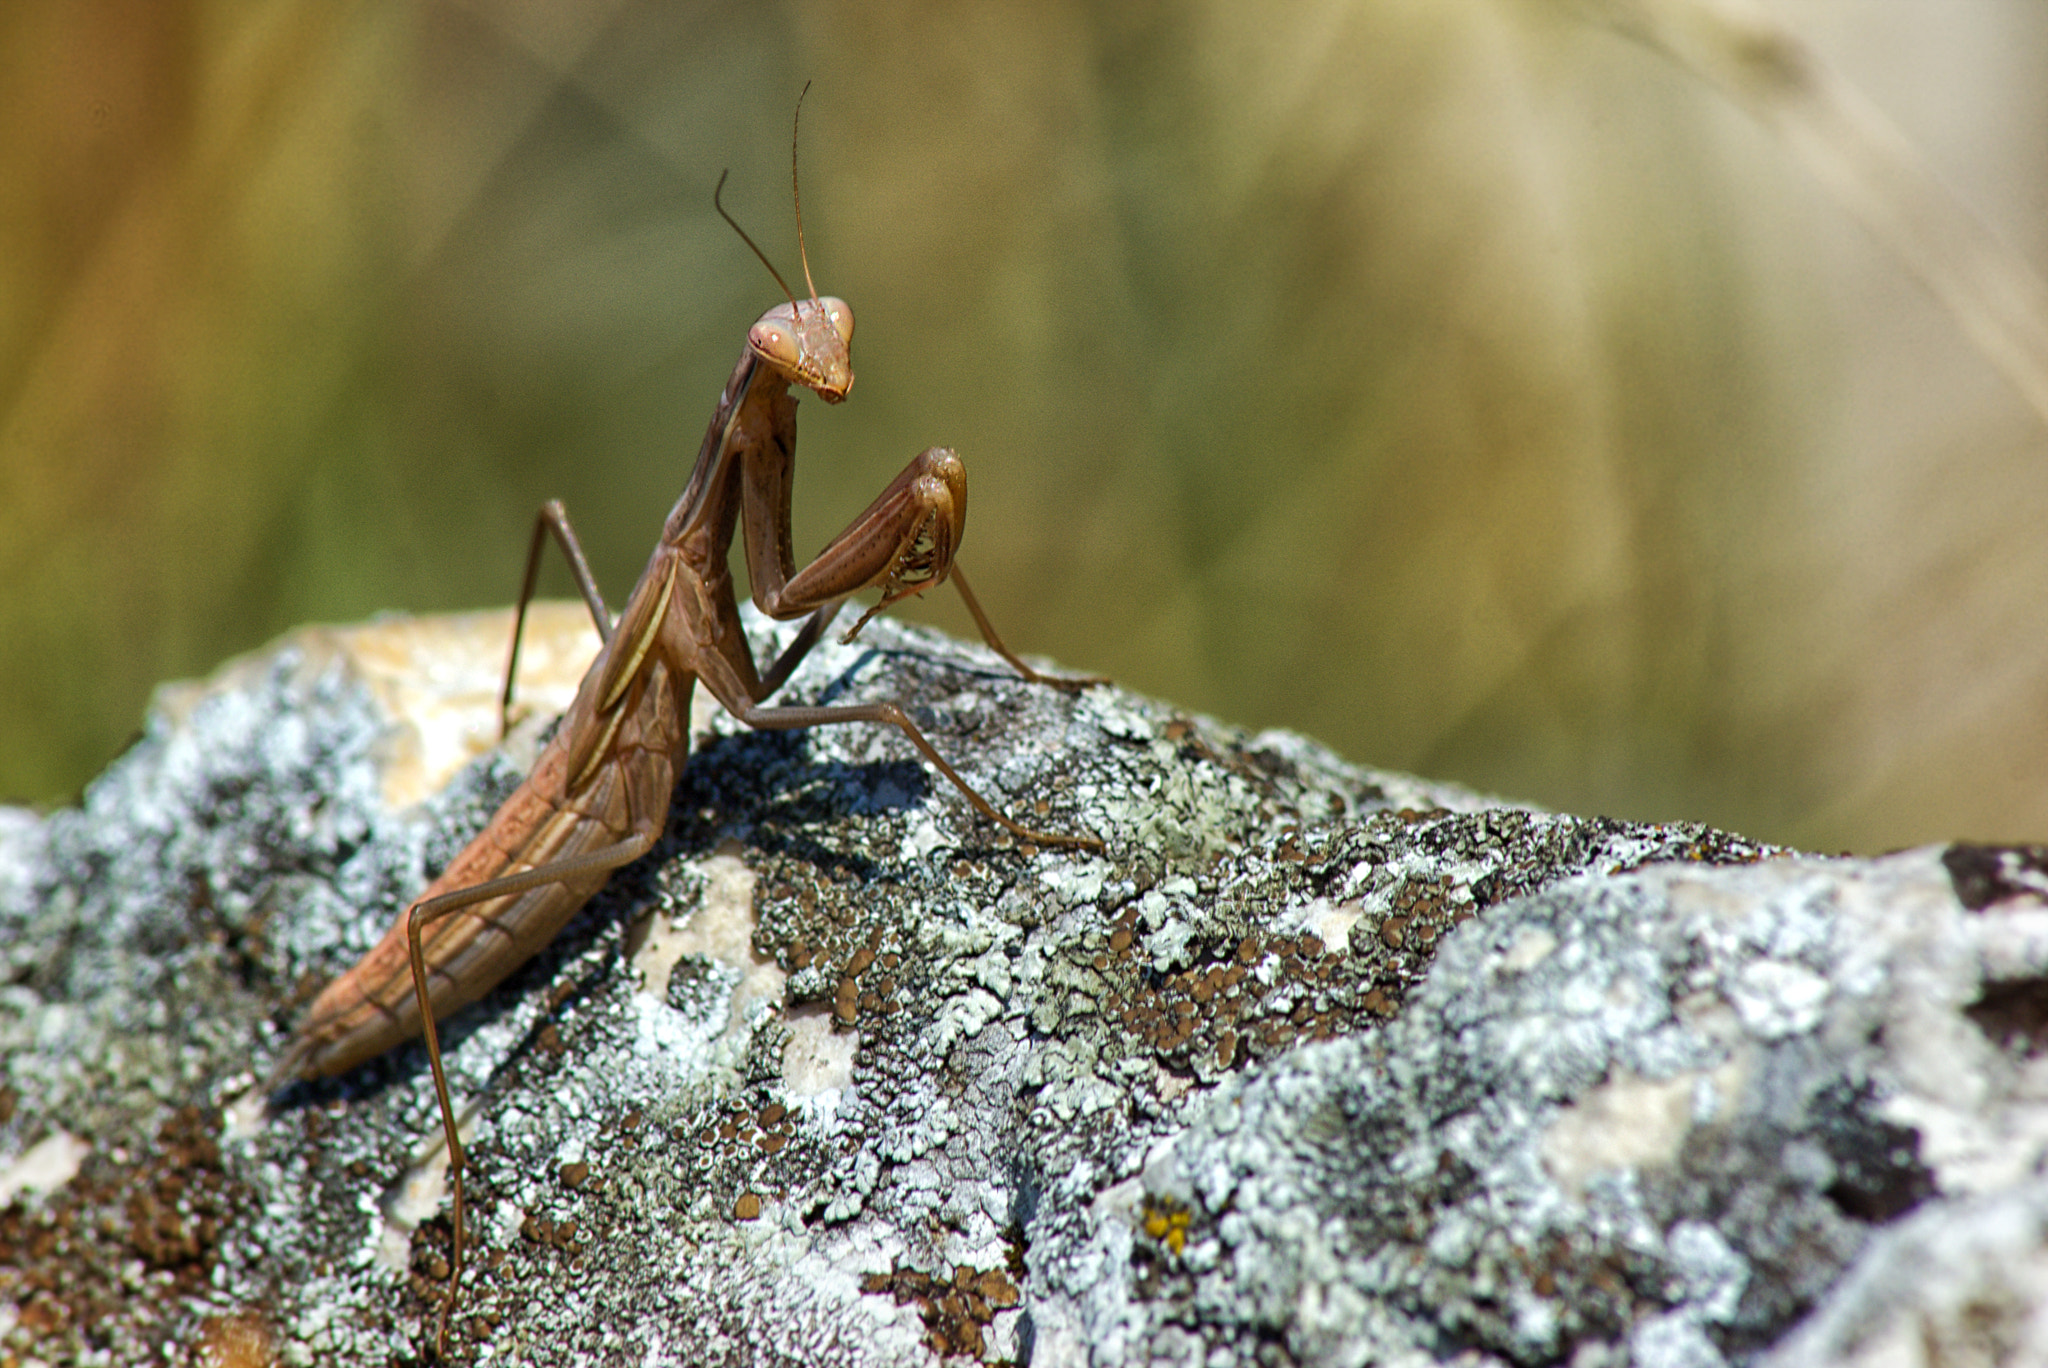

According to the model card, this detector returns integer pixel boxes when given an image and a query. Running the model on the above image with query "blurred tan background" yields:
[4,0,2046,852]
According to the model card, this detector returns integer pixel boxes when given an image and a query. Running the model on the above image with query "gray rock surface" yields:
[3,608,2046,1367]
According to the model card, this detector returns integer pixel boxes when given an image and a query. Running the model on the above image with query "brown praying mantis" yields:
[268,108,1101,1352]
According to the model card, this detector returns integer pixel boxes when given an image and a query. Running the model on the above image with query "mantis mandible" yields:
[268,103,1100,1352]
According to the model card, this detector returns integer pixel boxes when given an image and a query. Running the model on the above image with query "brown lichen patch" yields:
[0,1106,250,1362]
[861,1261,1021,1358]
[125,1107,233,1272]
[192,1311,280,1368]
[515,1210,583,1256]
[1384,872,1472,947]
[1097,915,1398,1075]
[1944,843,2048,911]
[1966,977,2048,1056]
[1095,815,1745,1100]
[1073,820,1631,1087]
[756,869,913,1030]
[411,1214,455,1284]
[689,1093,801,1159]
[675,1090,809,1229]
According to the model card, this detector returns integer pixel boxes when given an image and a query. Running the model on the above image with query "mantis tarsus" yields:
[268,107,1101,1352]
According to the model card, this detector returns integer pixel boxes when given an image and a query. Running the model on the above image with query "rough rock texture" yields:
[4,608,2047,1367]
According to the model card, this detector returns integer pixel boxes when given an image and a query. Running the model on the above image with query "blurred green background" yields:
[4,0,2047,851]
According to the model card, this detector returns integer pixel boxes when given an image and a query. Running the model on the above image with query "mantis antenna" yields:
[712,81,827,317]
[713,169,797,309]
[791,81,823,307]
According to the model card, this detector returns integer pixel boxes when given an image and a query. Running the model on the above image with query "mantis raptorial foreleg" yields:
[500,450,1101,733]
[499,464,1096,844]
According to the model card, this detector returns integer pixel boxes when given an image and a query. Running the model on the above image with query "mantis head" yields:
[720,84,853,403]
[747,296,854,403]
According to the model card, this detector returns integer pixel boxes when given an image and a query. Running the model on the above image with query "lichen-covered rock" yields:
[2,608,2044,1366]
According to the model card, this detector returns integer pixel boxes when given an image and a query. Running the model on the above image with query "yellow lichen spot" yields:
[1140,1196,1193,1255]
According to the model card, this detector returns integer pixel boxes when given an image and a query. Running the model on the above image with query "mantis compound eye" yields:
[817,296,854,347]
[748,320,801,370]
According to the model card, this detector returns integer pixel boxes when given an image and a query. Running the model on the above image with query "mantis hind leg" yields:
[401,831,655,1354]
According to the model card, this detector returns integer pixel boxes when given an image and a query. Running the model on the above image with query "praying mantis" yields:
[268,103,1101,1352]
